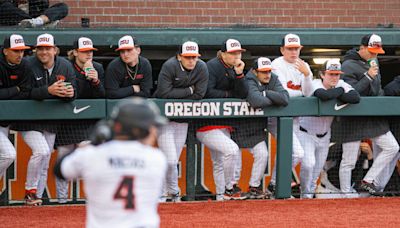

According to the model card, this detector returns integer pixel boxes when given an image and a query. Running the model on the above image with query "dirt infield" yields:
[0,197,399,227]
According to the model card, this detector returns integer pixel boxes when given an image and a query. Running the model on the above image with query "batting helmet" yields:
[110,97,168,136]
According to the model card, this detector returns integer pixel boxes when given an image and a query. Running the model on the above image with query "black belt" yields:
[299,126,328,138]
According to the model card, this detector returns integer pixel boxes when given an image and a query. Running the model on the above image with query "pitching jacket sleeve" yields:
[314,87,344,101]
[338,90,360,104]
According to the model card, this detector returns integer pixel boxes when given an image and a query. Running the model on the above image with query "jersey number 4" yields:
[114,176,135,210]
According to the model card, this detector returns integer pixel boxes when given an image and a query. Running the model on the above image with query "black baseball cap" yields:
[111,97,168,130]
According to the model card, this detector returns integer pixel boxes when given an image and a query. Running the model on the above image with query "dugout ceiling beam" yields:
[1,28,400,47]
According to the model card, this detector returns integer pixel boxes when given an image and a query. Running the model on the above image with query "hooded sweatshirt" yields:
[331,48,390,143]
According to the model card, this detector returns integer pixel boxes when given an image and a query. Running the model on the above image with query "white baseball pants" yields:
[0,126,16,180]
[270,122,304,185]
[23,131,56,198]
[55,144,75,202]
[248,141,269,188]
[157,121,188,195]
[197,128,239,195]
[339,131,399,193]
[298,131,330,198]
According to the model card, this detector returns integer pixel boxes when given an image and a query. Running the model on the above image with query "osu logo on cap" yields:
[230,42,240,48]
[288,37,299,43]
[186,46,197,51]
[262,61,271,66]
[120,40,130,45]
[39,37,50,42]
[83,40,93,46]
[14,39,24,44]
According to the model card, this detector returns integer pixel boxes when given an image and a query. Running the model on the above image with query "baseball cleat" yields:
[24,192,42,206]
[224,185,247,200]
[360,181,382,196]
[247,186,265,199]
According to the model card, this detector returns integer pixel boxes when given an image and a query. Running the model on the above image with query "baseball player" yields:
[12,33,76,205]
[196,39,247,200]
[299,59,360,198]
[54,98,168,228]
[105,35,152,99]
[268,33,314,195]
[54,37,105,203]
[337,34,399,196]
[0,34,31,181]
[154,41,208,202]
[245,57,289,198]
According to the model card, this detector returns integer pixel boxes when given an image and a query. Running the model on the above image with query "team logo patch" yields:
[56,75,66,81]
[136,74,143,79]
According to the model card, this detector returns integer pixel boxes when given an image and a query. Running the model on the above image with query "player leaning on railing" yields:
[154,41,208,202]
[245,57,289,199]
[0,34,31,189]
[11,33,76,206]
[196,39,248,201]
[334,34,400,197]
[298,59,360,199]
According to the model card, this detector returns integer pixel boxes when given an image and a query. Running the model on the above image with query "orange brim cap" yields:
[368,47,385,54]
[78,47,98,51]
[9,46,30,50]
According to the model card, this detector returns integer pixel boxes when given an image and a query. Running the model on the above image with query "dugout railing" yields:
[1,97,400,204]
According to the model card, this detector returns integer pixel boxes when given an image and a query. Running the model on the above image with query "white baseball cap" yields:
[180,41,201,57]
[3,34,30,50]
[254,57,273,72]
[221,39,246,53]
[282,33,302,48]
[36,33,55,47]
[116,35,136,51]
[361,34,385,54]
[73,37,98,51]
[324,59,343,74]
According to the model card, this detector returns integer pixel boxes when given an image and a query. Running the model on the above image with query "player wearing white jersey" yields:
[268,34,314,195]
[299,60,360,198]
[55,98,168,228]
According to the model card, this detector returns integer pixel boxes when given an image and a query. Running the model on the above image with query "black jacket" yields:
[153,57,208,100]
[28,55,77,100]
[205,57,248,99]
[331,49,389,143]
[0,51,32,127]
[71,61,105,98]
[11,55,76,133]
[105,56,152,99]
[0,51,31,99]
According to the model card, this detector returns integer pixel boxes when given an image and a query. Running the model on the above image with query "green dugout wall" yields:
[1,28,400,46]
[1,97,400,200]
